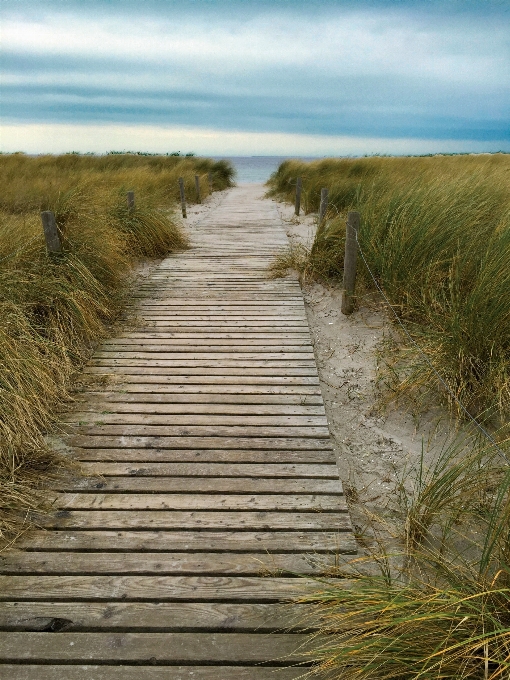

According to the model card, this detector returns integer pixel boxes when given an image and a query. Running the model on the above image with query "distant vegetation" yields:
[268,154,510,678]
[0,152,235,543]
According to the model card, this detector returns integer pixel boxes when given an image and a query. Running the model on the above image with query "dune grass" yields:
[267,154,510,425]
[297,433,510,679]
[0,152,234,544]
[266,155,510,678]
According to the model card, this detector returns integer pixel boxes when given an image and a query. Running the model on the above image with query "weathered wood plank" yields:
[66,414,328,427]
[93,352,314,361]
[115,333,311,339]
[84,367,319,377]
[0,575,330,601]
[67,436,333,450]
[77,393,324,405]
[102,344,314,352]
[85,384,323,395]
[88,360,315,369]
[75,462,339,477]
[37,510,352,531]
[56,477,343,494]
[0,551,339,575]
[71,449,335,463]
[0,601,306,630]
[0,632,312,662]
[72,402,325,424]
[82,374,321,385]
[16,530,357,553]
[0,667,308,680]
[57,494,347,511]
[69,426,331,438]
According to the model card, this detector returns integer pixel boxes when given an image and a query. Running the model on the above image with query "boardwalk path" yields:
[0,185,356,678]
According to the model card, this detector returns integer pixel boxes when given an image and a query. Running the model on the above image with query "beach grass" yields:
[267,154,510,678]
[267,154,510,425]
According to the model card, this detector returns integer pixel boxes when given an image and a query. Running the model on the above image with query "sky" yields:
[1,0,509,156]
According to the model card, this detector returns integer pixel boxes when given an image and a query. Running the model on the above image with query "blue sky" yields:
[1,0,509,155]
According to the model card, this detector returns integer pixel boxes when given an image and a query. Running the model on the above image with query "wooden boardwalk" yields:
[0,185,356,679]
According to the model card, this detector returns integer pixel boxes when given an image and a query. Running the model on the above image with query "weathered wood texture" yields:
[1,185,356,677]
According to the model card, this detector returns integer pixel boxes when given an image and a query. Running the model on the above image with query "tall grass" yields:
[297,434,510,679]
[267,155,510,676]
[0,152,234,544]
[267,154,510,425]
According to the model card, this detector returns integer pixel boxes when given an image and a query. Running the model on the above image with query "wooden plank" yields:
[84,368,319,377]
[82,374,320,385]
[0,632,311,663]
[114,333,311,340]
[0,575,328,601]
[67,436,333,451]
[135,316,307,322]
[56,477,344,494]
[0,551,340,575]
[88,384,323,395]
[78,393,324,405]
[71,449,335,463]
[16,530,358,553]
[0,666,307,680]
[93,352,314,361]
[88,360,315,368]
[75,462,339,478]
[56,494,347,512]
[0,601,306,630]
[36,510,352,531]
[68,426,331,438]
[102,344,314,352]
[66,414,328,427]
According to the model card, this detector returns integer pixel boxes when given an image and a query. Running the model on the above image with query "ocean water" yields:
[213,156,320,184]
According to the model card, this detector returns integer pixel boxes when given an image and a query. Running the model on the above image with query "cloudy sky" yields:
[1,0,509,155]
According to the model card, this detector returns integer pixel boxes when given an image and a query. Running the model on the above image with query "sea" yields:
[212,156,320,184]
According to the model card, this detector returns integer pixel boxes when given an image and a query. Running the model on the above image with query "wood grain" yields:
[0,185,355,677]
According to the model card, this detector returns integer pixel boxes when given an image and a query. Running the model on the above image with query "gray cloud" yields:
[1,0,509,149]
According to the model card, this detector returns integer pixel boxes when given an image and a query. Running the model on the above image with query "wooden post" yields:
[208,172,213,194]
[341,211,359,315]
[319,188,329,224]
[126,191,135,212]
[40,211,62,254]
[195,175,201,204]
[294,177,302,216]
[178,177,187,218]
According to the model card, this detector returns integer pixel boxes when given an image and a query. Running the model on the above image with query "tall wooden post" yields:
[178,177,187,218]
[341,211,359,315]
[195,175,201,204]
[208,172,213,194]
[41,211,62,253]
[294,177,302,216]
[319,188,329,224]
[126,191,135,212]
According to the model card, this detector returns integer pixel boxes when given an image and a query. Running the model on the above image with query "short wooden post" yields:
[208,172,213,193]
[195,175,201,204]
[341,211,359,315]
[294,177,302,216]
[178,177,187,218]
[319,188,329,224]
[40,211,62,254]
[126,191,135,212]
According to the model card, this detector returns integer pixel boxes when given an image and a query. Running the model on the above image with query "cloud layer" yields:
[1,0,509,153]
